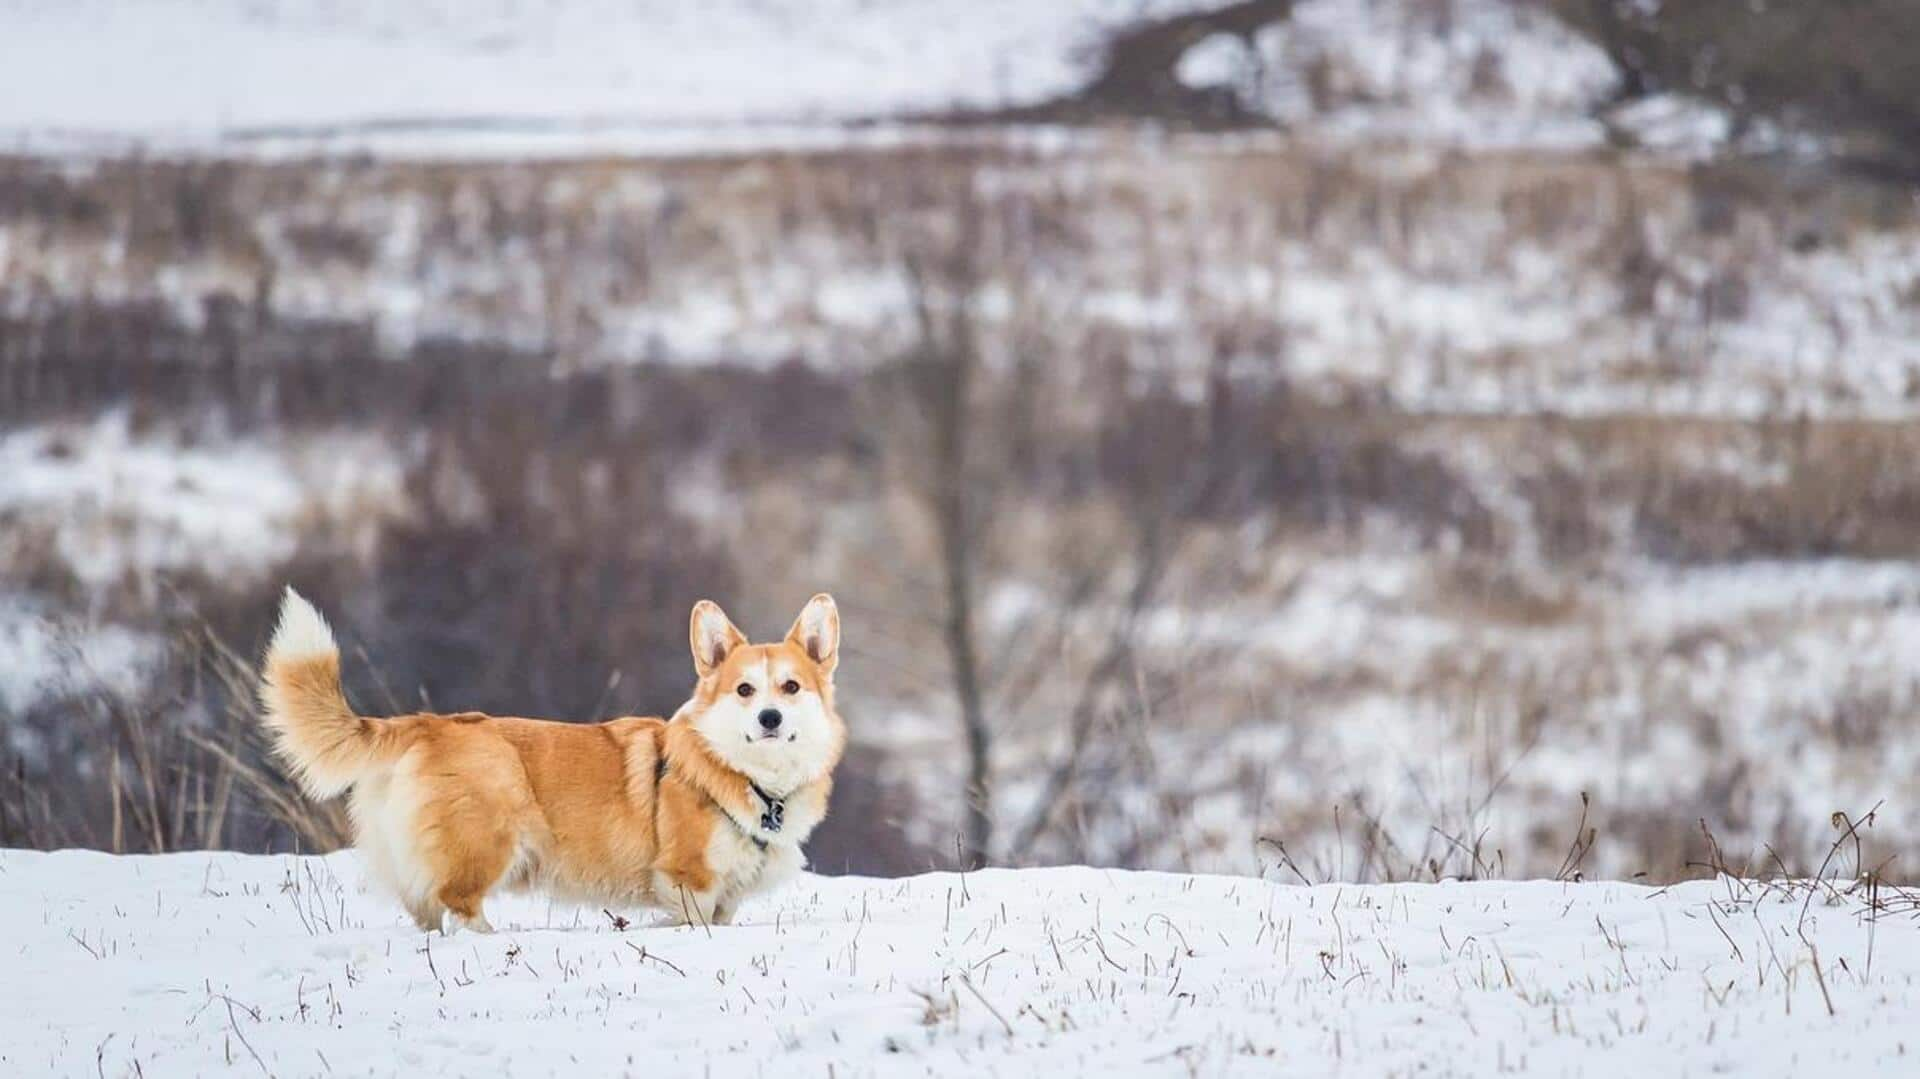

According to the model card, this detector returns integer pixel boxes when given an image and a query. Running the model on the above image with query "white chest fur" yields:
[705,825,804,910]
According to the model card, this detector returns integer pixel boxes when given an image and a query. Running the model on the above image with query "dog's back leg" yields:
[413,755,528,934]
[422,813,512,934]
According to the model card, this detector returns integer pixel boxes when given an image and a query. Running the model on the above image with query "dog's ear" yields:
[690,600,747,678]
[785,593,840,675]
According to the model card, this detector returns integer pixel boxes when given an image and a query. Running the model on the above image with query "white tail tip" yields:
[269,586,338,661]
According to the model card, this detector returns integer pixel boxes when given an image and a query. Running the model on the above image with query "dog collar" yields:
[748,781,786,835]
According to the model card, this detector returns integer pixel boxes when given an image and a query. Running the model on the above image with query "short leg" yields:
[658,879,722,928]
[727,842,806,917]
[758,843,806,892]
[410,743,525,937]
[436,868,502,935]
[425,841,510,936]
[445,908,496,935]
[403,895,447,933]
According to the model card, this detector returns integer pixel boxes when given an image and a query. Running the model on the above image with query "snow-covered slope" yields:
[0,0,1691,159]
[4,850,1916,1076]
[1180,0,1620,149]
[0,0,1201,153]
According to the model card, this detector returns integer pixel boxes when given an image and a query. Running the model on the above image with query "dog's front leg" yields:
[754,842,807,897]
[655,872,723,929]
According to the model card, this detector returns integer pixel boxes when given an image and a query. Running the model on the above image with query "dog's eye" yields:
[735,682,754,698]
[781,680,801,695]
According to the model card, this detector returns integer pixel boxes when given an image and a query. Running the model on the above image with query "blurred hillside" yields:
[3,0,1918,883]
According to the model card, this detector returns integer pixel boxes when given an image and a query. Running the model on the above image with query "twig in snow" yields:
[957,973,1014,1036]
[624,941,687,977]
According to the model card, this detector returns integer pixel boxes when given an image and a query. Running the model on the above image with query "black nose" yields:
[757,708,783,731]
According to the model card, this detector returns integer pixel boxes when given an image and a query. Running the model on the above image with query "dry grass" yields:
[1,622,347,854]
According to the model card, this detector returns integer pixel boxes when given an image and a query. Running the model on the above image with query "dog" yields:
[258,588,845,932]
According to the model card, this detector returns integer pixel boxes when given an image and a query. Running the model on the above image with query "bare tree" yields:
[899,198,996,868]
[880,162,1241,868]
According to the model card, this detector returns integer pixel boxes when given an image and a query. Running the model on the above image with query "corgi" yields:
[258,588,845,932]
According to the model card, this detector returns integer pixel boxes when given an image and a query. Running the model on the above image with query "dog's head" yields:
[678,594,846,792]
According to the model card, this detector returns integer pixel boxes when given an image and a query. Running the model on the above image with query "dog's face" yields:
[680,594,845,792]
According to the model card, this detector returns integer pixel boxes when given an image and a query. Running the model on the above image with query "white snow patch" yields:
[0,596,158,717]
[0,411,408,593]
[1237,0,1620,150]
[1609,93,1735,157]
[0,0,1205,154]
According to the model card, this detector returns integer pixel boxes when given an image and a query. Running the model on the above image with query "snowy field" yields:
[4,850,1917,1076]
[0,0,1666,159]
[0,0,1201,154]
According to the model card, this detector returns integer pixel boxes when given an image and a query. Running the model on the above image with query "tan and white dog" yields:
[258,588,845,932]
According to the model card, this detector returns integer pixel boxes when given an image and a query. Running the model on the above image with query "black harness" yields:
[748,781,787,835]
[657,755,784,852]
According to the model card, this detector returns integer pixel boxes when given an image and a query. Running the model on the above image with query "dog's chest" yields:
[704,822,777,896]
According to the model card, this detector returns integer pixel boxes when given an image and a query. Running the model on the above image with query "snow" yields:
[0,0,1202,155]
[0,413,410,713]
[0,0,1753,163]
[0,412,308,591]
[0,596,157,720]
[0,411,408,596]
[1001,542,1920,879]
[1216,0,1623,151]
[1609,93,1735,157]
[3,850,1916,1076]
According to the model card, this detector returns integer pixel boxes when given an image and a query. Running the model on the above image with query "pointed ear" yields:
[690,600,747,678]
[786,593,840,674]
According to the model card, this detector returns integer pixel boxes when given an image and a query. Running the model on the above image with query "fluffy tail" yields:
[259,587,406,798]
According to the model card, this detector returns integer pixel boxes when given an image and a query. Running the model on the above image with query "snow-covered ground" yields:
[0,0,1741,160]
[1181,0,1621,150]
[10,144,1916,418]
[0,411,408,719]
[1100,551,1920,879]
[0,410,407,596]
[0,0,1202,155]
[4,850,1916,1076]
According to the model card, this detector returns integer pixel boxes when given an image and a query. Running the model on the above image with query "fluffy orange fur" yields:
[258,589,845,932]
